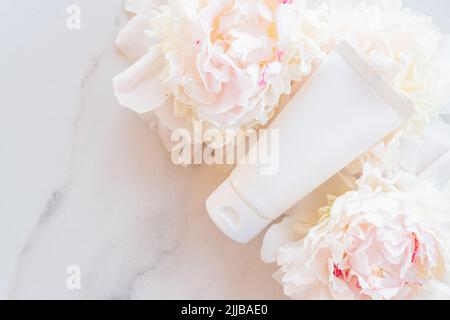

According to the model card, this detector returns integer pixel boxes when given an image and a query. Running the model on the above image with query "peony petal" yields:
[118,0,166,62]
[113,48,167,113]
[154,98,192,131]
[329,0,402,15]
[257,0,274,22]
[261,217,304,264]
[276,3,298,41]
[124,0,161,14]
[116,13,152,62]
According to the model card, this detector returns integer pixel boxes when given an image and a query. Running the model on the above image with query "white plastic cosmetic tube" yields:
[206,42,415,243]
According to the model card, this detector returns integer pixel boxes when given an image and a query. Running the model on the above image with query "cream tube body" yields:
[206,42,414,243]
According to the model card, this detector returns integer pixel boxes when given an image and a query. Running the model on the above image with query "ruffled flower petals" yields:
[263,166,450,300]
[276,3,299,41]
[138,0,327,129]
[113,48,167,114]
[116,13,153,62]
[261,217,304,264]
[118,0,166,62]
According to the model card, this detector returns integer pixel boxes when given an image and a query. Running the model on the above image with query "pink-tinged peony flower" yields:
[113,0,327,133]
[262,165,450,300]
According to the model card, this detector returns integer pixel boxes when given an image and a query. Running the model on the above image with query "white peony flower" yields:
[262,164,450,300]
[114,0,450,152]
[114,0,327,133]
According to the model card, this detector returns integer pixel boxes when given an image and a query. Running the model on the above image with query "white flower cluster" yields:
[114,0,450,148]
[262,162,450,300]
[114,0,328,147]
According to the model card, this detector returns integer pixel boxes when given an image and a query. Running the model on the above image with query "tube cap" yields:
[206,179,272,243]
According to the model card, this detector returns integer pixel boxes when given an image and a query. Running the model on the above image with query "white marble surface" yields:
[0,0,449,300]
